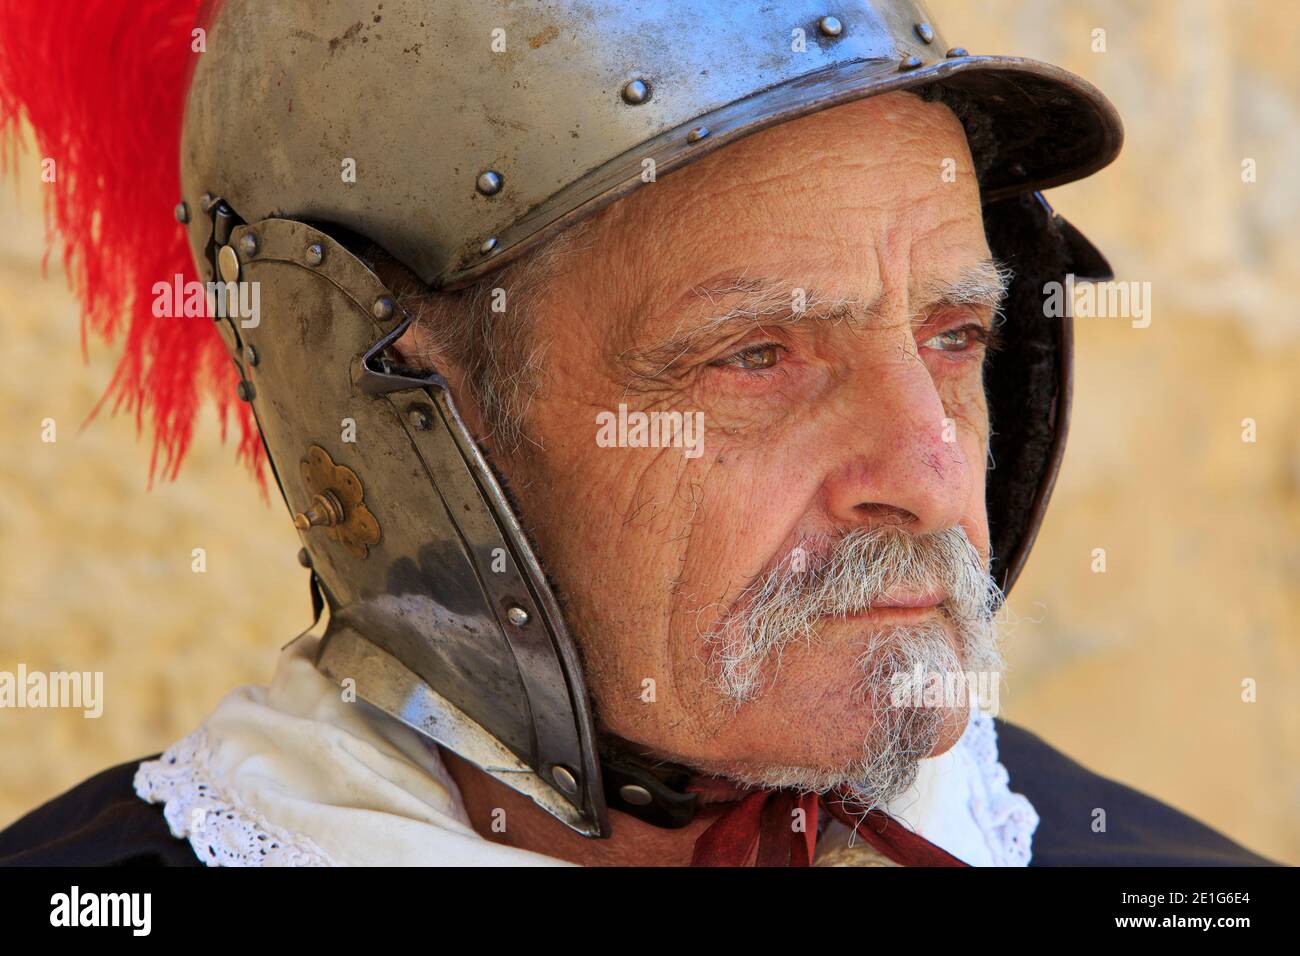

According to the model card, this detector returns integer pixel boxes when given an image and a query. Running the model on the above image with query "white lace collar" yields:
[134,635,1036,866]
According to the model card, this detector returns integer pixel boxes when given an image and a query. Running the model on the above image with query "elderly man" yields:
[0,0,1272,867]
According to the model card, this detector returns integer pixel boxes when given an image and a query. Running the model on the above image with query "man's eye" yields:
[718,343,782,371]
[922,324,988,353]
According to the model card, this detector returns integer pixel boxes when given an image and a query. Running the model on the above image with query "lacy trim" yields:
[963,710,1039,866]
[133,727,336,867]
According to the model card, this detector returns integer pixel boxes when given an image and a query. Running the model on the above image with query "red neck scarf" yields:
[689,785,969,867]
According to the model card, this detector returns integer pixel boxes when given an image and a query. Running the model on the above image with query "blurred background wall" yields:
[1,0,1296,862]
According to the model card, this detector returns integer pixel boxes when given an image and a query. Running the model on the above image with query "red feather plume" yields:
[0,0,264,485]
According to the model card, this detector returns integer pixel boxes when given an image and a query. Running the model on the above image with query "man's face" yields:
[461,92,1002,801]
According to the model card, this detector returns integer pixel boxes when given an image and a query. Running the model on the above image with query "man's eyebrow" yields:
[621,274,872,375]
[912,257,1013,317]
[621,258,1011,376]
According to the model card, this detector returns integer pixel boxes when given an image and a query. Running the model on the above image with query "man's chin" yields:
[919,697,971,758]
[697,695,973,802]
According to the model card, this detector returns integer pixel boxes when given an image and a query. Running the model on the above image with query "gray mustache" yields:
[710,526,1002,700]
[743,525,997,624]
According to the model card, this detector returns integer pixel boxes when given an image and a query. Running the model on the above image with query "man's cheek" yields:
[931,381,990,555]
[934,373,986,452]
[957,426,992,562]
[679,462,811,614]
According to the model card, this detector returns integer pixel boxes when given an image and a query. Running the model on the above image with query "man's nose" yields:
[820,354,973,536]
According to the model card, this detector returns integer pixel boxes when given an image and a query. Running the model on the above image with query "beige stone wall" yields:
[1,0,1295,863]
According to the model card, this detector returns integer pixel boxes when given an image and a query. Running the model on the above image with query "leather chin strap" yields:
[598,736,702,829]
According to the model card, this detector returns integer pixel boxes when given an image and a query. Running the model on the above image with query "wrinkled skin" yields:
[399,91,997,864]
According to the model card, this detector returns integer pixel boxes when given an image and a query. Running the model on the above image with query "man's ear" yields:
[357,248,486,437]
[390,311,437,369]
[367,255,453,377]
